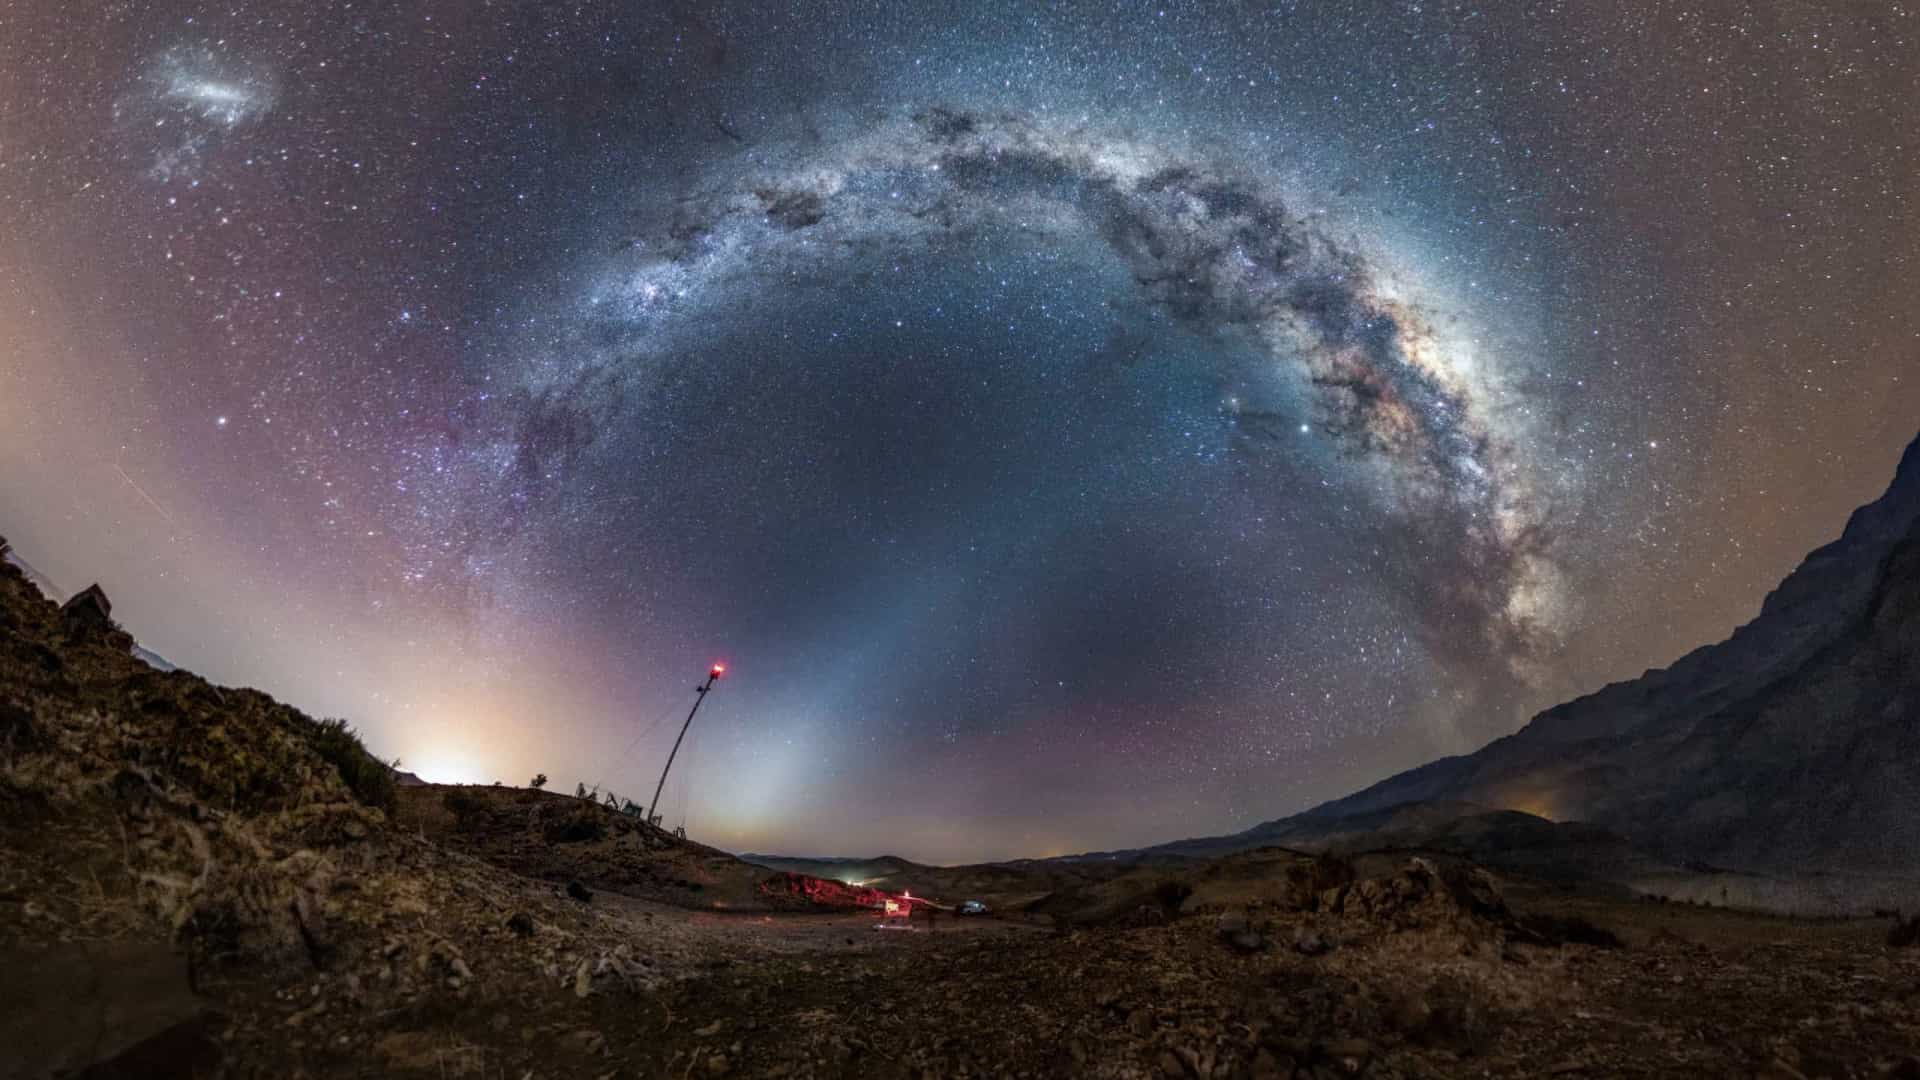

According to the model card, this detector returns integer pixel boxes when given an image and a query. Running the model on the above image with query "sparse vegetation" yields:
[443,787,484,829]
[303,716,396,811]
[530,772,548,789]
[546,804,607,845]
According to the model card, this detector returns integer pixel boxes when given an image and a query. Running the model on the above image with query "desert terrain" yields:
[3,545,1919,1079]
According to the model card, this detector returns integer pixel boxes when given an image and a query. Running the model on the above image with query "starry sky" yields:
[2,2,1916,863]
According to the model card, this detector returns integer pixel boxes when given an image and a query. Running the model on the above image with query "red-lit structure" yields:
[755,872,893,910]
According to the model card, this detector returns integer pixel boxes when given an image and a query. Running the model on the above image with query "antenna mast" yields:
[647,663,725,828]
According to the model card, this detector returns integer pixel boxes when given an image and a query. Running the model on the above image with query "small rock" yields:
[340,818,368,840]
[1265,1034,1312,1061]
[1389,991,1434,1036]
[506,912,535,937]
[1292,928,1331,956]
[1176,1045,1213,1077]
[694,1020,725,1038]
[573,958,594,998]
[1880,1057,1920,1080]
[706,1054,731,1076]
[1888,915,1920,948]
[560,1027,605,1056]
[1228,930,1267,953]
[1218,911,1266,953]
[1325,1038,1371,1075]
[567,880,594,904]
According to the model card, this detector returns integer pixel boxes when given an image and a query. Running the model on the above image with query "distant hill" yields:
[739,854,922,884]
[1130,430,1920,881]
[2,549,66,604]
[130,644,177,672]
[741,851,1153,910]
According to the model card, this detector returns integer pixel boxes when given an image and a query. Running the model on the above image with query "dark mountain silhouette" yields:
[1135,431,1920,878]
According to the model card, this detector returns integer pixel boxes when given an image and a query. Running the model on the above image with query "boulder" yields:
[1292,927,1331,956]
[1217,910,1267,953]
[1888,914,1920,948]
[1339,858,1510,931]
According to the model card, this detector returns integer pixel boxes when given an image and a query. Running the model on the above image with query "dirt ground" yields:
[141,882,1913,1080]
[18,852,1878,1080]
[13,777,1915,1079]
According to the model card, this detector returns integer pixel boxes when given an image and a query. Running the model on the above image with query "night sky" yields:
[2,3,1915,863]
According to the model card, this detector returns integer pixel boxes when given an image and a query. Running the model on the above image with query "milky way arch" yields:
[542,108,1563,676]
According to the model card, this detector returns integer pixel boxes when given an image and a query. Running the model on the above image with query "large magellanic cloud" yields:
[115,45,278,182]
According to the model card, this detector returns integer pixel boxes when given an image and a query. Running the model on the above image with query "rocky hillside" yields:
[0,536,845,1074]
[1186,431,1920,879]
[394,783,807,911]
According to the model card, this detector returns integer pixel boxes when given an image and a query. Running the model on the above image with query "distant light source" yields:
[710,663,726,678]
[407,747,486,786]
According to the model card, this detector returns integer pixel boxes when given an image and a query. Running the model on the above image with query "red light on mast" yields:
[710,663,726,678]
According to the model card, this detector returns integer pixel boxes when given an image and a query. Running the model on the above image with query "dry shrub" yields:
[301,717,395,811]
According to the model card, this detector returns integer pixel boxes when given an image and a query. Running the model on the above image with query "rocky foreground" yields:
[3,545,1920,1078]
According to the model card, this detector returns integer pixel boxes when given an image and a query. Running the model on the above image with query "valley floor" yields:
[20,882,1913,1079]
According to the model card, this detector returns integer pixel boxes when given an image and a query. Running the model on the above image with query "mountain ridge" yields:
[1093,431,1920,878]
